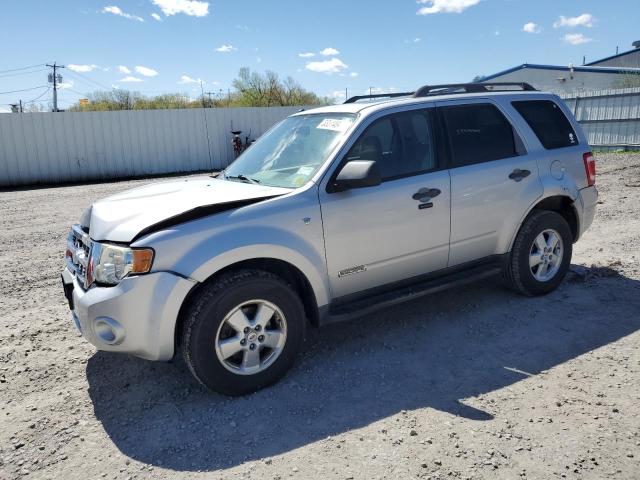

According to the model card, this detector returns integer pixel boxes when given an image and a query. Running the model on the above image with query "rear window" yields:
[441,103,518,167]
[512,100,578,149]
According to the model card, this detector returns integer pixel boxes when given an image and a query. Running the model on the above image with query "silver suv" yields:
[62,82,598,395]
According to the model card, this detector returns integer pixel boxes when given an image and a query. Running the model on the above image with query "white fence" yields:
[0,106,305,187]
[2,89,639,187]
[560,87,640,151]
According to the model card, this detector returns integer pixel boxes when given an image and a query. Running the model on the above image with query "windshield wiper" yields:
[224,172,261,185]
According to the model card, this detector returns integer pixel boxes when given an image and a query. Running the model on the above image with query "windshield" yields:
[224,113,356,188]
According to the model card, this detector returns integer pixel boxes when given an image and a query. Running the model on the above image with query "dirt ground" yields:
[1,153,639,480]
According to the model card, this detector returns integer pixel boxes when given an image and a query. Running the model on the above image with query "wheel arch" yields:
[508,194,580,252]
[175,257,322,355]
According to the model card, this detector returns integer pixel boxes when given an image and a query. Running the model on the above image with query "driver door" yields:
[319,106,451,298]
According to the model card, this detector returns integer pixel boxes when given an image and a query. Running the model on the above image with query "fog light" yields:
[93,317,125,345]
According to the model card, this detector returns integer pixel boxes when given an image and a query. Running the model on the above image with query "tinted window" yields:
[441,103,518,167]
[512,100,578,149]
[345,110,437,180]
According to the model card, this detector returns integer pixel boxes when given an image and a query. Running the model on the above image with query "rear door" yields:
[438,99,543,266]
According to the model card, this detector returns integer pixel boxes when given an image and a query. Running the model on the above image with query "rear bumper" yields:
[62,267,196,361]
[576,185,598,239]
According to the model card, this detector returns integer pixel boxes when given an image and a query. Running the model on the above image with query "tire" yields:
[181,269,305,396]
[503,210,573,296]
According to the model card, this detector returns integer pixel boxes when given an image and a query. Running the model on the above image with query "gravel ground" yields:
[1,153,639,480]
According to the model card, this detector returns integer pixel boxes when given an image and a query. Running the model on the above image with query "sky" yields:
[1,0,639,111]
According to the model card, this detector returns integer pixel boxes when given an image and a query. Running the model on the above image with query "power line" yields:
[0,68,48,79]
[0,63,45,74]
[65,69,111,91]
[0,85,49,95]
[23,87,51,104]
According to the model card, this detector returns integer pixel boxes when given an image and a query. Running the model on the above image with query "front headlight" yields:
[88,243,154,286]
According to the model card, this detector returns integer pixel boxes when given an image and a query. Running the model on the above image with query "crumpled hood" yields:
[87,176,290,242]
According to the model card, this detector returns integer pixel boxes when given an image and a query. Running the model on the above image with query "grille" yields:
[66,224,92,289]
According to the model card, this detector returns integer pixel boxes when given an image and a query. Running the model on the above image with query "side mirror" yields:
[332,160,381,191]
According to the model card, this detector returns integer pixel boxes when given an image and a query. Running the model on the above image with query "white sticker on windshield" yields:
[317,118,350,132]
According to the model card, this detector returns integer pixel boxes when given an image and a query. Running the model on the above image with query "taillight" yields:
[583,152,596,187]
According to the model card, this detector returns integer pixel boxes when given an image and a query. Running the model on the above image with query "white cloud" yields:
[236,24,249,31]
[215,44,237,53]
[120,76,143,82]
[151,0,209,17]
[0,107,11,113]
[416,0,481,15]
[298,52,315,58]
[494,30,500,36]
[305,58,348,74]
[522,22,541,34]
[118,65,131,74]
[57,80,74,90]
[350,72,359,78]
[179,75,201,84]
[554,13,595,28]
[135,65,158,77]
[68,64,99,73]
[563,33,592,45]
[320,47,340,56]
[102,6,144,22]
[151,13,162,21]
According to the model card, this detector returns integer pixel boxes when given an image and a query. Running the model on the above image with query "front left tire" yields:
[181,269,305,396]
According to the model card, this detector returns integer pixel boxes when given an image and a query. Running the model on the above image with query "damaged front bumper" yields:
[61,267,196,361]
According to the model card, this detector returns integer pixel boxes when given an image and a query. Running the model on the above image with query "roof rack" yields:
[413,82,536,97]
[343,92,414,104]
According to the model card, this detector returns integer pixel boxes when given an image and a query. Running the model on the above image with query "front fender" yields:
[184,228,330,308]
[137,194,330,309]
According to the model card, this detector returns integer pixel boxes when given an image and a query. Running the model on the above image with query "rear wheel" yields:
[181,270,305,395]
[503,210,573,296]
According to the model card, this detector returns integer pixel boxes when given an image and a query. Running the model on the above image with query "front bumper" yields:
[62,267,196,361]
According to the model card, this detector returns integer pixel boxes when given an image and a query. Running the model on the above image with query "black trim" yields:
[323,254,508,324]
[130,196,281,242]
[344,92,414,104]
[413,82,536,98]
[61,274,74,311]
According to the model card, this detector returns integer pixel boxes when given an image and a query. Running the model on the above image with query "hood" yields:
[87,176,290,242]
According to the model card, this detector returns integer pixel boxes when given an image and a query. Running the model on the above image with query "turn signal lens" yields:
[131,248,154,274]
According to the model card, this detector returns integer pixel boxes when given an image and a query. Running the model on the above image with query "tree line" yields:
[68,68,328,111]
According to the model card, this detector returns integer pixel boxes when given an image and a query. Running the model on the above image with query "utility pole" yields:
[199,81,206,108]
[46,62,65,112]
[203,91,216,107]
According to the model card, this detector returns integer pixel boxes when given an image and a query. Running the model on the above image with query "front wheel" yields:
[503,210,573,296]
[181,270,305,395]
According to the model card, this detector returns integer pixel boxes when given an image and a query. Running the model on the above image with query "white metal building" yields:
[481,43,640,94]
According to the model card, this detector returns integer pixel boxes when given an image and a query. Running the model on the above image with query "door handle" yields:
[412,187,441,202]
[508,169,531,182]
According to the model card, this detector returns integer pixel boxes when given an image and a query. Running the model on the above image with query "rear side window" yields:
[441,103,518,167]
[512,100,578,149]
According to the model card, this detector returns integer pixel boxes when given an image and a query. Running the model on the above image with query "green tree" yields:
[67,68,327,111]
